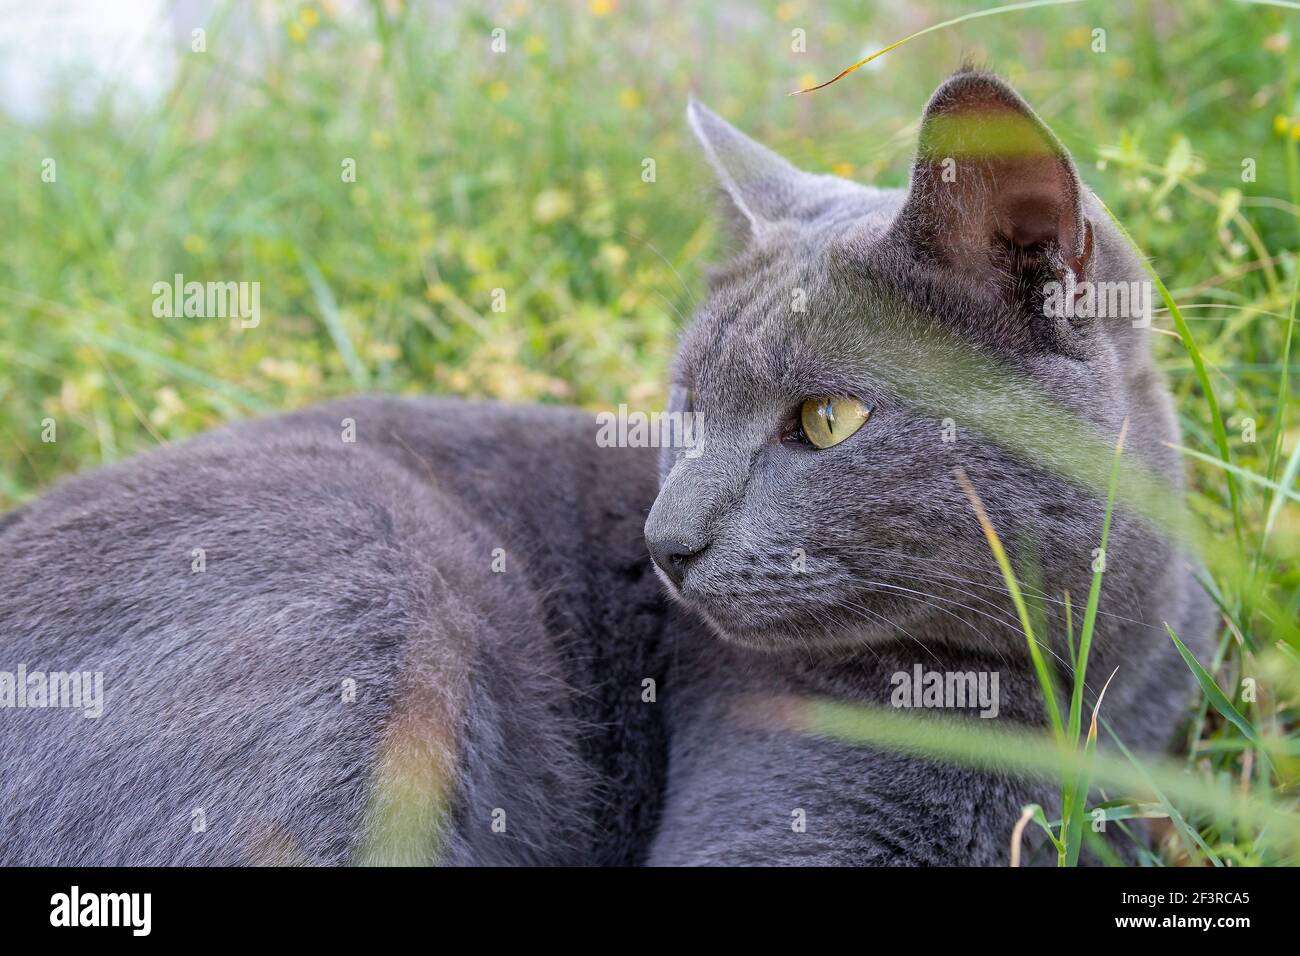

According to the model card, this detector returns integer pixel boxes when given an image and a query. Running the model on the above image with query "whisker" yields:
[840,546,1055,598]
[842,591,1010,668]
[833,546,1165,633]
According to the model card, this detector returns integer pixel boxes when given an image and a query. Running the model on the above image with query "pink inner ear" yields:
[994,168,1088,283]
[1000,191,1064,247]
[896,72,1094,286]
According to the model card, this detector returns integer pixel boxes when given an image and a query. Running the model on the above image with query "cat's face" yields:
[645,71,1153,653]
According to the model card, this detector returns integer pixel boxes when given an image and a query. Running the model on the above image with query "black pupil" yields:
[821,400,835,433]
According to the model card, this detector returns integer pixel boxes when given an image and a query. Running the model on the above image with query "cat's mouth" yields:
[657,564,896,653]
[651,562,779,646]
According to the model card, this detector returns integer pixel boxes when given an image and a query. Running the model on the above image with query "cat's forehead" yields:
[678,240,838,393]
[676,222,1038,409]
[675,229,910,405]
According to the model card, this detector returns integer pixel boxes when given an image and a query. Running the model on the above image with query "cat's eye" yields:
[798,396,870,449]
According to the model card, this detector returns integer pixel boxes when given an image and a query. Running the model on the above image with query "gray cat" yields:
[645,68,1213,864]
[0,69,1210,866]
[0,399,669,864]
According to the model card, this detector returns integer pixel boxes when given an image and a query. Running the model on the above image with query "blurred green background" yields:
[0,0,1296,864]
[1,0,1294,513]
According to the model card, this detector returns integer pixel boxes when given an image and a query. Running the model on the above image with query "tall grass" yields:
[0,0,1295,864]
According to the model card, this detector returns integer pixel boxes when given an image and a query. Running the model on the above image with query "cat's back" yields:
[0,396,666,865]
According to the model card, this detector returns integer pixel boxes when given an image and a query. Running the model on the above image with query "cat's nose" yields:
[645,534,708,587]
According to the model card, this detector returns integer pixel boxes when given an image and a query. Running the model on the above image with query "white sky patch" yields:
[0,0,178,122]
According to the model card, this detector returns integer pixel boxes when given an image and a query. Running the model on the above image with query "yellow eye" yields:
[799,396,870,449]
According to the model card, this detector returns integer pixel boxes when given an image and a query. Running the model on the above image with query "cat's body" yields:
[643,72,1212,863]
[0,397,669,864]
[0,70,1212,866]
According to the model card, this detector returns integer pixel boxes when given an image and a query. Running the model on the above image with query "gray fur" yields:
[0,398,668,864]
[644,71,1213,864]
[0,69,1211,867]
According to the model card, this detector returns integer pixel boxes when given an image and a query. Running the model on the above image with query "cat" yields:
[642,68,1214,864]
[0,68,1212,866]
[0,398,670,864]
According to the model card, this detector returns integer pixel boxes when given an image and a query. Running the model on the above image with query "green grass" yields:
[958,419,1130,867]
[0,0,1296,865]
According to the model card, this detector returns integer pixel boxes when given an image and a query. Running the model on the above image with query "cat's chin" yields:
[655,565,899,653]
[698,616,815,653]
[683,598,892,655]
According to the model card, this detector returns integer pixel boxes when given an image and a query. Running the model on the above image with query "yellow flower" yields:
[1275,115,1292,136]
[288,21,307,44]
[598,242,628,271]
[776,2,798,22]
[533,189,574,224]
[618,88,641,110]
[149,387,186,428]
[58,379,84,415]
[830,162,854,178]
[589,0,614,15]
[366,341,401,363]
[488,80,509,102]
[299,6,320,29]
[1063,26,1090,48]
[523,35,545,56]
[370,129,392,151]
[798,72,817,92]
[182,234,206,255]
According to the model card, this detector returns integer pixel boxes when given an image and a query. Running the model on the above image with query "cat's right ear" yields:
[887,69,1093,290]
[686,96,808,243]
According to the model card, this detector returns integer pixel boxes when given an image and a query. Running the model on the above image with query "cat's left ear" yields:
[889,69,1093,288]
[686,96,810,242]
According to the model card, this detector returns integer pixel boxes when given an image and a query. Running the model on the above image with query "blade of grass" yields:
[297,248,370,389]
[1167,442,1300,504]
[1263,427,1300,544]
[1098,199,1245,554]
[1045,800,1170,827]
[1068,421,1128,743]
[954,467,1065,742]
[78,330,270,414]
[801,700,1296,854]
[1064,666,1118,866]
[1063,589,1075,666]
[790,0,1086,94]
[1011,803,1062,867]
[1166,622,1276,780]
[1263,263,1297,494]
[1103,718,1225,866]
[1061,420,1128,864]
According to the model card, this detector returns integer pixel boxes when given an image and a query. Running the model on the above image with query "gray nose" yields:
[645,534,708,587]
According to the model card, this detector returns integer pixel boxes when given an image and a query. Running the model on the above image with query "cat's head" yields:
[645,69,1163,653]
